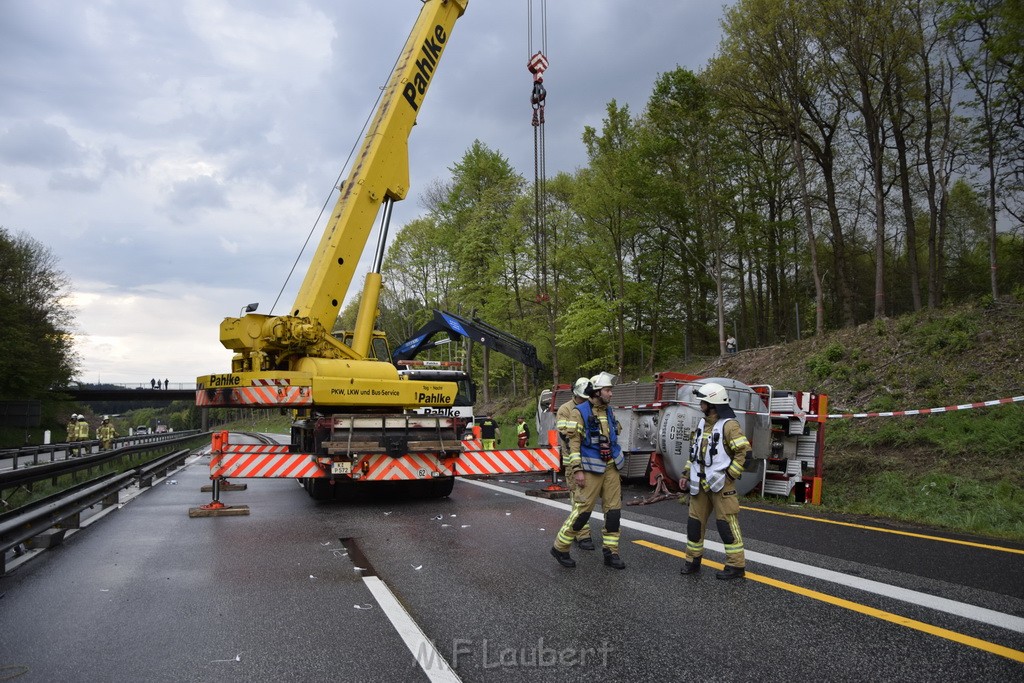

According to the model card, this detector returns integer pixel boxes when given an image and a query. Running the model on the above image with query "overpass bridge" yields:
[56,382,197,402]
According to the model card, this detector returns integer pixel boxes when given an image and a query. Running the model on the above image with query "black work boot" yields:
[576,537,595,551]
[603,548,626,569]
[680,557,702,574]
[550,547,576,568]
[716,565,745,580]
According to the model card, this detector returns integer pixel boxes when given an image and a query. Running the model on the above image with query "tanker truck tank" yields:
[655,377,771,495]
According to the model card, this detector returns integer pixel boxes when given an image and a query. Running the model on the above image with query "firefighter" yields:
[680,382,751,580]
[554,377,595,551]
[97,416,117,450]
[516,417,529,448]
[550,371,626,570]
[66,414,79,444]
[479,416,499,450]
[76,414,91,457]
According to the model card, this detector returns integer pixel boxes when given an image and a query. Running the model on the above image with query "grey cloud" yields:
[49,172,102,193]
[0,121,84,168]
[164,175,228,223]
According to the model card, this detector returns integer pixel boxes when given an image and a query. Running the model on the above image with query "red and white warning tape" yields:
[817,395,1024,420]
[618,395,1024,420]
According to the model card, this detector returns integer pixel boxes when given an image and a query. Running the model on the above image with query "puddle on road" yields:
[340,537,377,577]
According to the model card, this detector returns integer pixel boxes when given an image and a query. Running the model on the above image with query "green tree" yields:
[0,228,79,398]
[947,0,1022,298]
[711,0,828,336]
[574,101,647,375]
[819,0,920,319]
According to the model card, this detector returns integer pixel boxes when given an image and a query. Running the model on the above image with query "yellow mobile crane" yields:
[195,0,550,501]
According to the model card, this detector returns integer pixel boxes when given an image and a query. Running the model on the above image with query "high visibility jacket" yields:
[76,420,90,440]
[66,421,78,442]
[687,415,750,494]
[573,400,623,475]
[555,398,583,469]
[97,423,116,441]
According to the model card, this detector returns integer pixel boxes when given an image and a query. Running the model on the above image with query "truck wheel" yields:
[306,478,333,501]
[403,478,454,498]
[431,477,454,498]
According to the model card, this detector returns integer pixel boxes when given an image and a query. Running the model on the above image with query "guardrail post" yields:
[56,512,81,530]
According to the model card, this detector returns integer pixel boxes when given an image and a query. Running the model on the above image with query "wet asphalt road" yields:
[1,449,1022,682]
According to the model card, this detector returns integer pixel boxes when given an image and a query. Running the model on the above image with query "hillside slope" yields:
[696,299,1024,413]
[694,299,1024,540]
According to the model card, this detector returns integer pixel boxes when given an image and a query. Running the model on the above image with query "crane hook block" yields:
[528,51,548,81]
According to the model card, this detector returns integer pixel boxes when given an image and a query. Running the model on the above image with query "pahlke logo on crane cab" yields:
[402,24,447,112]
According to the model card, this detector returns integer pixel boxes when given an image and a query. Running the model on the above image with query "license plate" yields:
[331,461,352,475]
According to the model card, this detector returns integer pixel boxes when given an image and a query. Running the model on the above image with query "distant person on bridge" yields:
[97,416,117,450]
[151,378,156,389]
[478,416,499,450]
[679,382,750,580]
[164,378,169,390]
[551,371,626,570]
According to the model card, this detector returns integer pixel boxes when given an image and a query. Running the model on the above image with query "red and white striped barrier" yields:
[455,446,560,476]
[209,439,560,481]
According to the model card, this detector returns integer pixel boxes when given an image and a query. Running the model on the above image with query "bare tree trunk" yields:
[792,128,826,335]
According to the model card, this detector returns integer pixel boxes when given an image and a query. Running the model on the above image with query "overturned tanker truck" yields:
[537,372,828,502]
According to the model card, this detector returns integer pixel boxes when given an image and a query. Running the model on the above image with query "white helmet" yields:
[694,382,729,405]
[71,413,79,420]
[572,377,592,398]
[590,372,616,390]
[103,415,110,421]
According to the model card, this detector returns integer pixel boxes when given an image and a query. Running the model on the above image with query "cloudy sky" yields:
[0,0,724,385]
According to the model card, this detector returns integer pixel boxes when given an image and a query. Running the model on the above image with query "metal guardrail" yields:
[0,430,205,493]
[0,447,199,574]
[0,430,203,471]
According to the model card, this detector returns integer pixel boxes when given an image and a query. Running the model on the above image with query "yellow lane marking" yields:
[740,506,1024,555]
[636,540,1024,664]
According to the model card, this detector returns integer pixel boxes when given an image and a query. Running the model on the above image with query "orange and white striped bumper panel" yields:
[211,444,325,479]
[195,385,312,407]
[208,443,561,480]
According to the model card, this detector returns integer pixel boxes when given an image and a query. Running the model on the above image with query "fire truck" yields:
[194,0,561,502]
[538,373,828,503]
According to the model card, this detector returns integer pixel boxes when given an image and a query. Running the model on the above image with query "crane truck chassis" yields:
[194,0,562,501]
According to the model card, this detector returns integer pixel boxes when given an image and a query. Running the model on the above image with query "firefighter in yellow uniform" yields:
[66,414,79,444]
[76,414,91,457]
[680,382,751,580]
[554,378,595,551]
[551,372,625,570]
[97,416,117,450]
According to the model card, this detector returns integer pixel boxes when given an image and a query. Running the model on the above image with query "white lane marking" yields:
[463,478,1024,634]
[362,575,462,683]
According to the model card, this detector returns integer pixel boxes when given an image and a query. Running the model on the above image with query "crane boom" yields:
[294,0,467,330]
[198,0,468,411]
